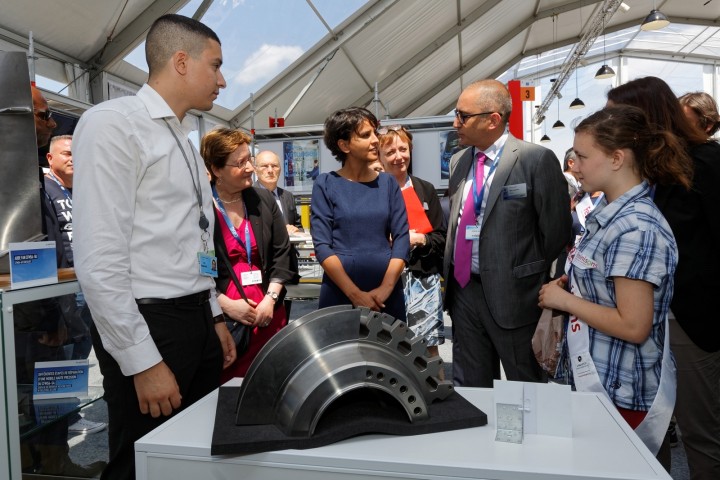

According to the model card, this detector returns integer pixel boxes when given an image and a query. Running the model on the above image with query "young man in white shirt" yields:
[73,14,235,480]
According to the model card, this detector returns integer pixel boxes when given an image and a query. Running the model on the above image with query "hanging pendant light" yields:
[552,98,565,129]
[595,8,616,80]
[540,111,551,142]
[641,1,670,31]
[569,66,585,109]
[550,14,565,129]
[595,64,616,79]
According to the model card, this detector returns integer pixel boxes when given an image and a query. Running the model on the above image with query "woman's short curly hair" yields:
[323,107,379,162]
[201,127,251,181]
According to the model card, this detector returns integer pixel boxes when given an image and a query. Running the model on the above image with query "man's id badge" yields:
[465,225,480,240]
[198,252,218,278]
[502,183,527,200]
[241,270,262,286]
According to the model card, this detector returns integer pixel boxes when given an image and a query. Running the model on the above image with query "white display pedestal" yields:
[135,379,671,480]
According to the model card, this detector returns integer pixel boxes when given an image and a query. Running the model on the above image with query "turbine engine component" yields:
[235,305,454,437]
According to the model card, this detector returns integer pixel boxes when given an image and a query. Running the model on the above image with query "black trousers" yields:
[91,301,222,480]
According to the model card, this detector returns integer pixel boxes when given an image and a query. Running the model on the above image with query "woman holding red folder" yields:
[378,125,447,360]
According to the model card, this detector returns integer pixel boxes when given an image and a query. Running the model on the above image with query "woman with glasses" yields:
[201,127,296,381]
[311,107,409,320]
[378,125,447,364]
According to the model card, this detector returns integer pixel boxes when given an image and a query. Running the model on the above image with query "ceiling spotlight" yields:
[595,64,616,79]
[552,119,566,129]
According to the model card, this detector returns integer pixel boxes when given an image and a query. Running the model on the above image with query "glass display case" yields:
[1,273,105,479]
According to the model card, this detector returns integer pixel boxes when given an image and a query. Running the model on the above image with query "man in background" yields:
[254,150,302,315]
[254,150,302,234]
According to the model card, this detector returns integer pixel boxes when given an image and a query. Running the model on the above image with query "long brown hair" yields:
[607,76,707,147]
[575,105,692,189]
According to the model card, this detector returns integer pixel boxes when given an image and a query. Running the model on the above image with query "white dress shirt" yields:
[73,84,221,376]
[455,132,508,275]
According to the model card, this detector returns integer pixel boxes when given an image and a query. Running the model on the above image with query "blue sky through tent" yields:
[123,0,366,110]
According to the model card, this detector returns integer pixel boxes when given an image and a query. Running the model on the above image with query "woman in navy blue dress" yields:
[311,107,410,320]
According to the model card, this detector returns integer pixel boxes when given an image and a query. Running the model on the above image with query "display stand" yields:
[135,379,671,480]
[1,273,104,480]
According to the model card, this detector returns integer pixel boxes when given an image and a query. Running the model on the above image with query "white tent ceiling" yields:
[1,0,718,127]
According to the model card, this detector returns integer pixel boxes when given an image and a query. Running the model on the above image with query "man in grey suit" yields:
[443,79,571,387]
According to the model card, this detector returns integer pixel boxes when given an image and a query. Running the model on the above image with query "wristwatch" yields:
[213,313,226,324]
[266,291,279,303]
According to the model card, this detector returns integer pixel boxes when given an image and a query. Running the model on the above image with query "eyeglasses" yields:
[226,159,252,170]
[453,109,497,125]
[256,164,280,170]
[377,125,405,135]
[35,110,53,121]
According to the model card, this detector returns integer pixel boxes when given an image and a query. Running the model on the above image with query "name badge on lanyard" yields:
[465,225,480,240]
[241,270,262,286]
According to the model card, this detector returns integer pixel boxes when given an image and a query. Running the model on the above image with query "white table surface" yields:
[135,379,671,480]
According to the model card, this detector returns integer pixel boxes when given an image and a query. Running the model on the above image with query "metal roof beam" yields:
[349,0,505,108]
[0,25,86,67]
[396,0,606,118]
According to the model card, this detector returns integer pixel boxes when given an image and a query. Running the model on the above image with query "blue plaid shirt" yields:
[556,181,677,411]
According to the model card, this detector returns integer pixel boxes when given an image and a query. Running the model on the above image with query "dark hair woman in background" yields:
[311,107,409,320]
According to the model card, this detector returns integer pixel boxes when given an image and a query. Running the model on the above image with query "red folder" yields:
[402,187,433,234]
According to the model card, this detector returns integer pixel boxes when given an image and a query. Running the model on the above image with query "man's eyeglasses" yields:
[226,159,252,169]
[377,125,405,135]
[35,110,53,121]
[454,109,497,125]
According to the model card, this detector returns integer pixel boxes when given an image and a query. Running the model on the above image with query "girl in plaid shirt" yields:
[538,104,692,455]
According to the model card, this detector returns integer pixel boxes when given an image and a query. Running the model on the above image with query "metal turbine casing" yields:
[235,305,454,437]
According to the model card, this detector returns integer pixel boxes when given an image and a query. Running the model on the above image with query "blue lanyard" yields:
[211,186,253,266]
[46,172,72,201]
[471,146,503,217]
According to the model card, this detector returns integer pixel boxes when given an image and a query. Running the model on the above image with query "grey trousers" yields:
[447,276,543,388]
[670,316,720,480]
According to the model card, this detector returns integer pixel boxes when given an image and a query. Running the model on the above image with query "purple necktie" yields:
[454,152,486,287]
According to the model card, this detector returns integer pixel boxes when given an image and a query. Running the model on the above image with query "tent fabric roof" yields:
[1,0,719,127]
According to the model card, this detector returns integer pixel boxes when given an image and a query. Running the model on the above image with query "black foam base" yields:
[211,387,488,455]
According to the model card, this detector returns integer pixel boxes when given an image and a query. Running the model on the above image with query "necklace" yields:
[218,195,243,204]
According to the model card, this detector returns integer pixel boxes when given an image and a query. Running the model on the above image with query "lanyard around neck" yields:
[212,186,253,266]
[163,119,210,233]
[46,171,72,201]
[471,145,503,216]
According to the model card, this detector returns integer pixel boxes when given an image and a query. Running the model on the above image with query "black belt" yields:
[136,290,210,306]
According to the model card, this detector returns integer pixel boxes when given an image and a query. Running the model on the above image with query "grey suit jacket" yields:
[443,134,571,329]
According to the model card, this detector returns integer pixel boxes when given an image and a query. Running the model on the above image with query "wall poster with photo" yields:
[439,130,461,180]
[283,139,319,189]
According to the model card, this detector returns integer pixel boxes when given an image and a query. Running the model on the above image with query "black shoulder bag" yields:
[217,247,252,357]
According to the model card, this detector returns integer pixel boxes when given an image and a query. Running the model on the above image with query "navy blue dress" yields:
[311,171,410,321]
